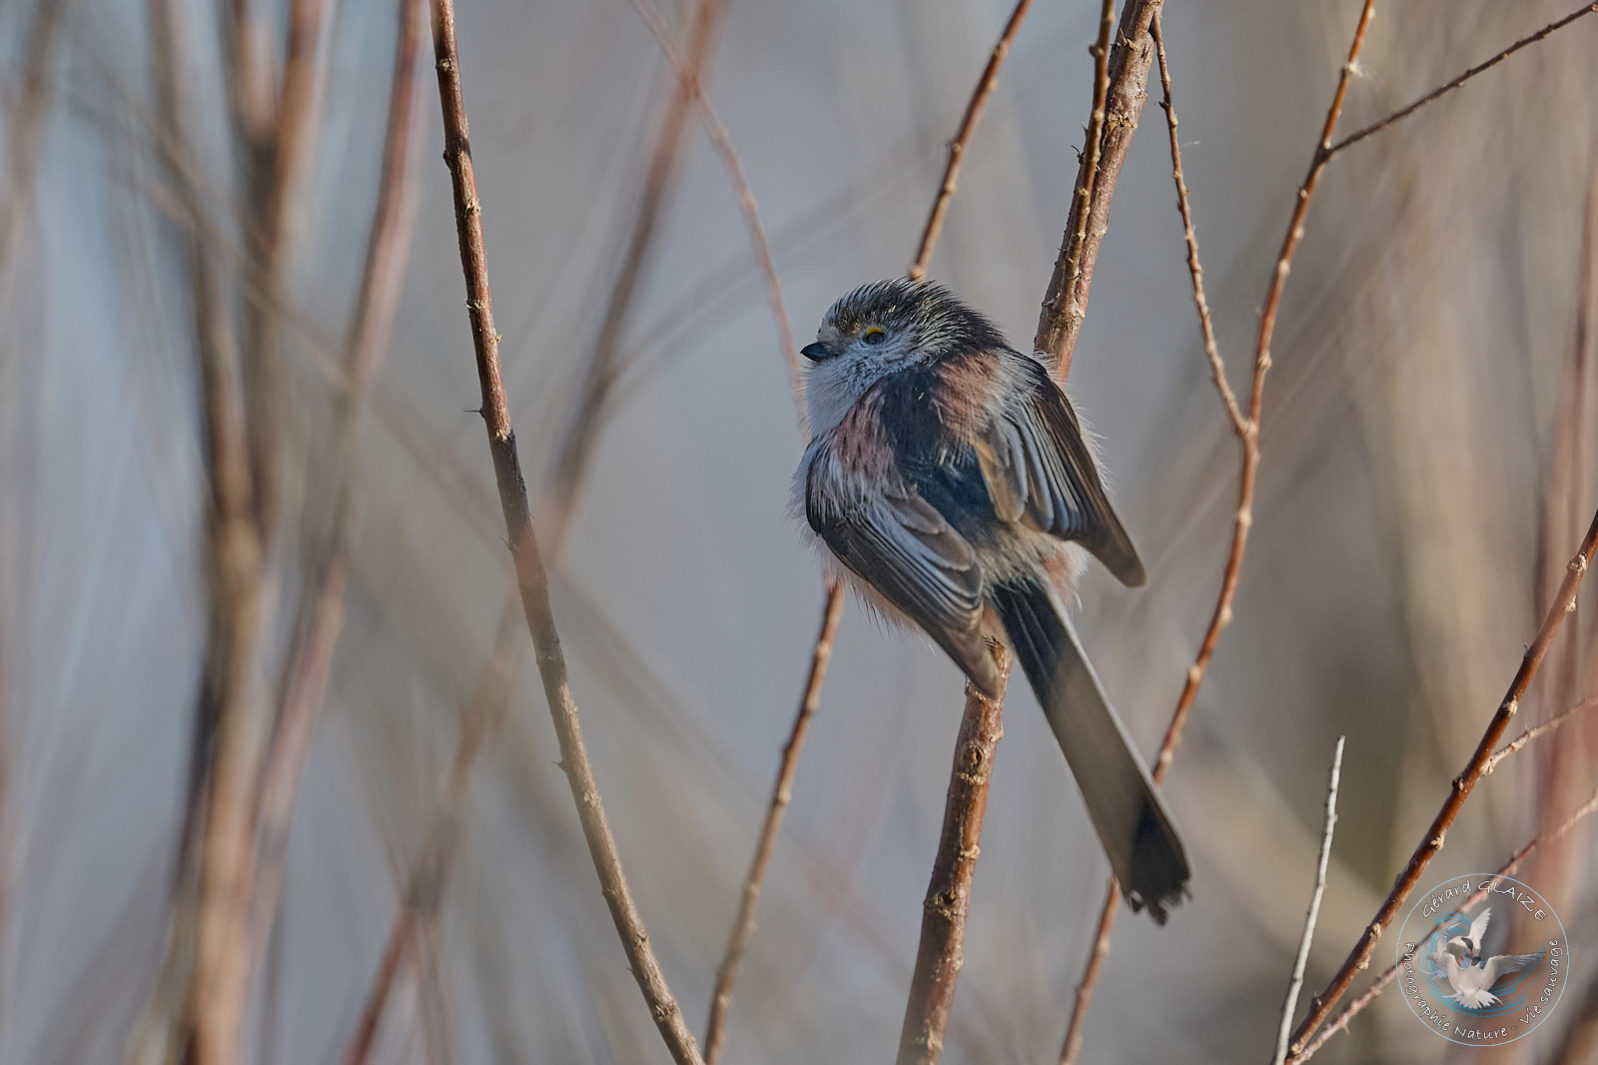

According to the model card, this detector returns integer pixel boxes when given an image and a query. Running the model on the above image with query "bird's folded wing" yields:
[971,353,1146,586]
[806,475,998,694]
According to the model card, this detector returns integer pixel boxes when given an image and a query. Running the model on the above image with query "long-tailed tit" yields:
[794,278,1188,921]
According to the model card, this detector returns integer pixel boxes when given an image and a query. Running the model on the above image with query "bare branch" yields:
[1484,694,1598,774]
[895,649,1009,1065]
[426,1,705,1061]
[1151,13,1243,435]
[908,0,1035,282]
[1327,3,1598,158]
[1060,3,1378,1058]
[703,580,845,1065]
[1272,737,1345,1065]
[1295,782,1598,1061]
[1286,505,1598,1059]
[1036,0,1160,376]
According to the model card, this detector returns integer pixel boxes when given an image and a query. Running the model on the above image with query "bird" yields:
[1445,907,1493,967]
[793,278,1189,921]
[1431,909,1542,1009]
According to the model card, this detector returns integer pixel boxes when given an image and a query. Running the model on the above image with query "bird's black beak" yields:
[801,341,834,362]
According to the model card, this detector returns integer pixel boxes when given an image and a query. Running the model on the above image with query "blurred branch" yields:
[426,1,705,1061]
[0,0,70,301]
[907,0,1034,282]
[238,0,330,540]
[1035,0,1158,376]
[344,602,524,1065]
[250,0,428,975]
[1295,780,1598,1061]
[621,0,801,429]
[546,0,730,555]
[1285,504,1598,1059]
[1271,737,1343,1065]
[703,579,844,1064]
[1326,3,1598,158]
[1059,3,1378,1058]
[895,648,1009,1065]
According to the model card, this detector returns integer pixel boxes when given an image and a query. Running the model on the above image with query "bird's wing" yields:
[1483,952,1542,984]
[1469,907,1493,948]
[806,470,997,695]
[971,353,1145,586]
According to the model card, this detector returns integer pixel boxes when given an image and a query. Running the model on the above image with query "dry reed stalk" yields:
[427,0,705,1060]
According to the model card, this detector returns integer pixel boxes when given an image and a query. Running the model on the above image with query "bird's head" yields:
[802,278,1007,370]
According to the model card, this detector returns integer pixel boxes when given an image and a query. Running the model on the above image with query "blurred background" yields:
[0,0,1596,1061]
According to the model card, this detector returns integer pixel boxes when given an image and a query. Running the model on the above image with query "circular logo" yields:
[1394,874,1567,1046]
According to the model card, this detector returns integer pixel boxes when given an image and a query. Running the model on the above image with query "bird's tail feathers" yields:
[991,579,1190,922]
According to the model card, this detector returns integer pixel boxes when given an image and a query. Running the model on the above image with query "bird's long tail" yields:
[990,579,1190,922]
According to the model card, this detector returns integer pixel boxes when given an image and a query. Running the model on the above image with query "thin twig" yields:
[343,602,524,1065]
[426,2,705,1061]
[621,0,801,429]
[1272,737,1344,1065]
[908,0,1035,282]
[250,0,428,968]
[1285,505,1598,1059]
[1484,694,1598,774]
[1059,4,1377,1059]
[702,580,844,1064]
[546,0,729,555]
[1151,14,1243,435]
[1295,781,1598,1061]
[1033,0,1117,375]
[1327,3,1598,158]
[895,649,1010,1065]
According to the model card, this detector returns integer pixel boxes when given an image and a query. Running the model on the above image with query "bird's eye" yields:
[862,327,887,345]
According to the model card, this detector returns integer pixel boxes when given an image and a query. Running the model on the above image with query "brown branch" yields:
[427,2,705,1062]
[1285,505,1598,1059]
[1151,14,1243,435]
[1295,781,1598,1061]
[343,602,524,1065]
[249,0,428,970]
[907,0,1035,282]
[1059,3,1377,1058]
[702,579,844,1065]
[546,0,730,555]
[1035,0,1160,375]
[1484,693,1598,774]
[1327,3,1598,158]
[895,648,1009,1065]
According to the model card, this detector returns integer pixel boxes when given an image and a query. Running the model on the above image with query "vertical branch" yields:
[894,648,1009,1065]
[1059,4,1376,1059]
[427,2,705,1061]
[907,0,1035,282]
[1271,737,1344,1065]
[546,0,730,554]
[1035,0,1163,376]
[249,0,429,963]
